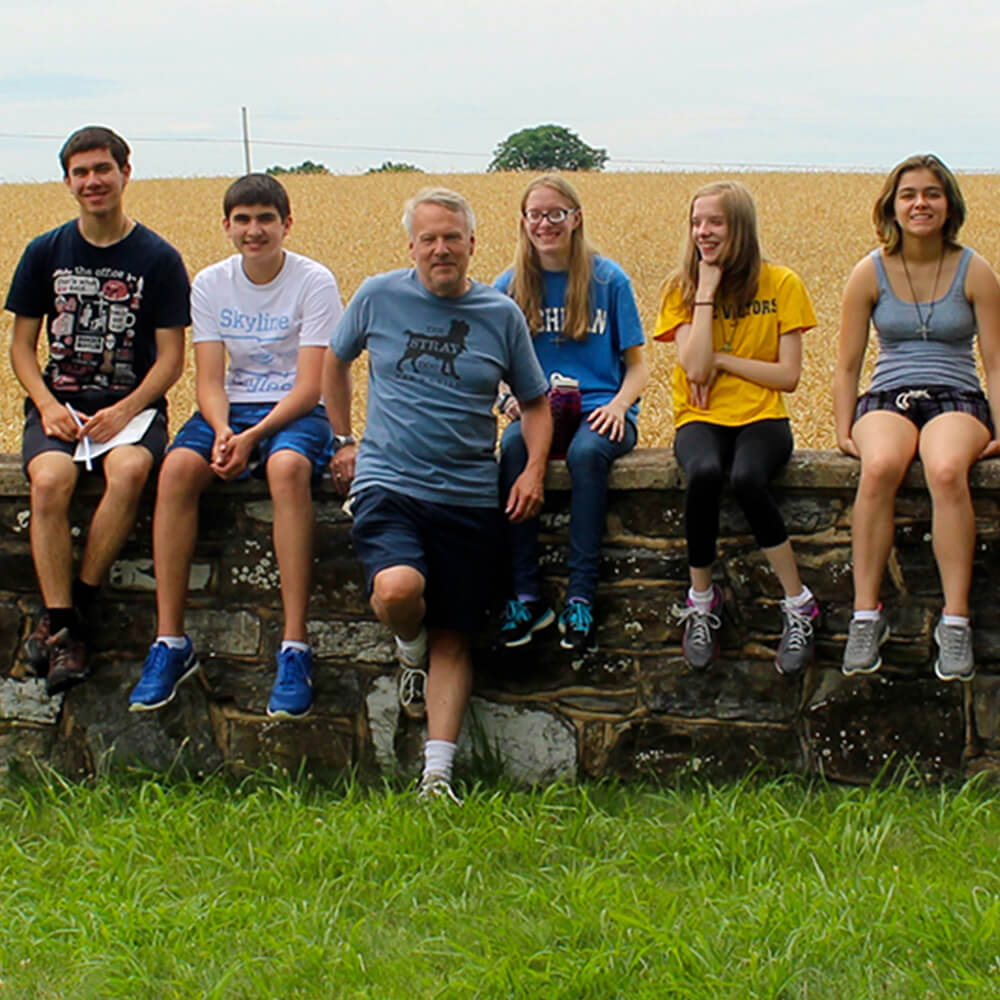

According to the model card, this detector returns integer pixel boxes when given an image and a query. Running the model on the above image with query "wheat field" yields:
[3,170,1000,456]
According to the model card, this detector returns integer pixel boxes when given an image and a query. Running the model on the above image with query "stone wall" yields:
[2,450,999,785]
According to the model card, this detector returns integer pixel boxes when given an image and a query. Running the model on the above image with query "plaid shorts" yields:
[854,385,993,434]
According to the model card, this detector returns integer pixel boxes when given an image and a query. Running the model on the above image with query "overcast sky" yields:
[2,0,998,181]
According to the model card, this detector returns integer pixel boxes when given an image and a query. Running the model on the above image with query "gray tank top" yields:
[869,247,980,392]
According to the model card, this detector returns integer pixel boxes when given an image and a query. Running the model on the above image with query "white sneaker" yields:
[396,638,427,721]
[418,772,463,806]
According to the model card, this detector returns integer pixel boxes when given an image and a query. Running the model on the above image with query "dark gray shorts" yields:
[22,402,168,474]
[854,386,993,434]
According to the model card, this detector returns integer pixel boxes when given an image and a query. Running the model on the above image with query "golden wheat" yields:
[4,171,1000,455]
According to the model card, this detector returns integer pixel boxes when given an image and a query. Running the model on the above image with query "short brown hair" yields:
[223,174,291,221]
[873,153,966,254]
[59,126,130,177]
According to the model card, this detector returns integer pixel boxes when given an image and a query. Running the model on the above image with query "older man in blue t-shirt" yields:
[324,187,551,804]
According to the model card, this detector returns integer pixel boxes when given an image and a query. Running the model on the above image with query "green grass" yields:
[1,771,999,999]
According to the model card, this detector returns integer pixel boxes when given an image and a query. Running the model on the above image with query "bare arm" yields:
[323,350,357,495]
[833,257,878,457]
[713,330,803,393]
[9,314,79,441]
[82,325,186,443]
[505,393,552,523]
[675,260,722,383]
[968,253,1000,459]
[586,344,649,441]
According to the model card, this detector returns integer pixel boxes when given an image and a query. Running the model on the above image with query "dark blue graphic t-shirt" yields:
[5,220,190,411]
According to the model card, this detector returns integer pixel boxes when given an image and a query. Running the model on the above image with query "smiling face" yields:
[522,184,580,269]
[64,147,130,220]
[223,203,291,280]
[409,202,475,298]
[893,167,949,240]
[690,194,729,263]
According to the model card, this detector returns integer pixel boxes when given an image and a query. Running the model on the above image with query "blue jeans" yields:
[499,417,637,604]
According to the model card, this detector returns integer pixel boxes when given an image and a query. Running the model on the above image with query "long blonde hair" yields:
[507,174,595,342]
[661,180,761,313]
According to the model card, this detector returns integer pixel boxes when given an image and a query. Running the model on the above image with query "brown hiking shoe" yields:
[22,613,53,674]
[45,629,89,695]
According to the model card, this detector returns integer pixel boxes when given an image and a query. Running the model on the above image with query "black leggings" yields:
[674,419,793,569]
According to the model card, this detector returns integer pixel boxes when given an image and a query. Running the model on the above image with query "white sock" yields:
[396,628,428,665]
[783,586,814,610]
[281,640,309,653]
[156,635,188,649]
[942,614,969,628]
[853,608,881,622]
[688,586,715,612]
[423,739,456,782]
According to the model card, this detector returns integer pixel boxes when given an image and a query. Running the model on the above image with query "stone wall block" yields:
[777,495,844,534]
[309,619,394,664]
[109,558,212,594]
[456,698,577,784]
[600,544,690,585]
[804,669,964,782]
[476,639,636,693]
[606,491,685,539]
[53,659,222,776]
[218,706,354,776]
[638,656,801,722]
[0,598,22,674]
[595,583,688,650]
[604,718,803,781]
[0,678,61,723]
[186,609,261,657]
[0,723,56,776]
[972,675,1000,749]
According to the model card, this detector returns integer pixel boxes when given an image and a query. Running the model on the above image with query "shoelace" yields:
[398,664,427,706]
[781,607,815,652]
[276,650,310,688]
[845,618,881,657]
[419,773,463,806]
[676,605,721,645]
[563,602,593,632]
[502,599,531,629]
[938,623,971,662]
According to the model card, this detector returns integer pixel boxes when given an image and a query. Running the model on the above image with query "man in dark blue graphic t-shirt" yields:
[325,187,551,804]
[5,125,190,694]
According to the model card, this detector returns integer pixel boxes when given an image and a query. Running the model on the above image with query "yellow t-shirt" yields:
[654,262,817,428]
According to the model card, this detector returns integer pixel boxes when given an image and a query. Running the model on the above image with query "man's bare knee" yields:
[372,565,425,609]
[103,447,154,499]
[28,455,77,516]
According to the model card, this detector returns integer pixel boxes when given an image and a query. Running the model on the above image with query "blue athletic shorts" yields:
[169,403,333,480]
[350,485,500,633]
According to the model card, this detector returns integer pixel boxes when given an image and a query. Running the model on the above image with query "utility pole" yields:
[241,106,251,173]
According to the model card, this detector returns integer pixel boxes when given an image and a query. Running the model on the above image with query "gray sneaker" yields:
[842,613,889,676]
[775,600,819,675]
[677,585,723,669]
[933,618,975,682]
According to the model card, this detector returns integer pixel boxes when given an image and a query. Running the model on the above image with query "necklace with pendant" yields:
[901,250,944,340]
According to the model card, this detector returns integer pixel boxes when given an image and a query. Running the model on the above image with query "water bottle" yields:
[548,372,582,460]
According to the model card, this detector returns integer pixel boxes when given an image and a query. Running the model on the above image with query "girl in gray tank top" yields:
[833,153,1000,685]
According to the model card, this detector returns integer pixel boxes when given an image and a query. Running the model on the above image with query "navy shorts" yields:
[350,485,500,633]
[170,403,333,480]
[21,401,168,474]
[855,385,993,434]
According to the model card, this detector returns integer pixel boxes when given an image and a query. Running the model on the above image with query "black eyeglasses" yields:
[523,208,577,225]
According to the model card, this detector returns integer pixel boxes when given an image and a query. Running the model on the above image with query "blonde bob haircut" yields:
[402,187,476,237]
[873,153,966,255]
[662,180,762,313]
[506,174,595,342]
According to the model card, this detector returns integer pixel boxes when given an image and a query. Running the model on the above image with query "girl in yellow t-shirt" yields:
[655,180,818,675]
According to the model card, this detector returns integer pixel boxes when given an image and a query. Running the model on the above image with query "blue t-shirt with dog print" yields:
[330,268,548,507]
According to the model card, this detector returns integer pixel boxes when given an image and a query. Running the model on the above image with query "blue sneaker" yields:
[267,646,313,719]
[500,598,555,648]
[558,600,597,652]
[129,638,199,712]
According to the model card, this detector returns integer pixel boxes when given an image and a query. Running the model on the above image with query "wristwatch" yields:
[332,433,356,450]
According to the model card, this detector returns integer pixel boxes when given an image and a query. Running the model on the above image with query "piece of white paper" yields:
[73,408,158,465]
